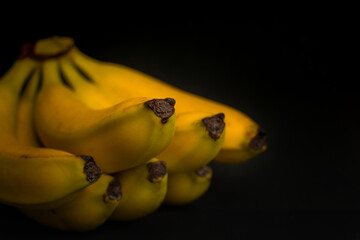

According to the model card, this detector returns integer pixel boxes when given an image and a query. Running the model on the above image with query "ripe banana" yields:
[33,56,176,173]
[110,158,167,221]
[157,112,226,173]
[20,174,122,231]
[0,56,102,206]
[164,165,213,206]
[49,36,268,164]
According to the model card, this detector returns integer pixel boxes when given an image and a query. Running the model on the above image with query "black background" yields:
[0,11,358,239]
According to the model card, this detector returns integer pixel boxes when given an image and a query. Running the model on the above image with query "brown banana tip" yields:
[195,165,212,178]
[81,155,102,183]
[249,127,268,151]
[147,161,167,183]
[18,42,34,60]
[145,98,176,124]
[202,113,226,140]
[106,179,122,201]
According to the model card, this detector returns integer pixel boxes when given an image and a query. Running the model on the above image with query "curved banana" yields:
[20,174,121,231]
[164,165,212,206]
[0,56,102,206]
[48,36,268,164]
[157,112,225,173]
[33,57,176,173]
[110,158,167,221]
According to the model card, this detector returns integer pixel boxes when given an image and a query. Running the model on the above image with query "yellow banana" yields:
[164,165,212,206]
[51,36,268,164]
[20,174,121,231]
[157,112,225,173]
[0,56,102,206]
[110,158,167,221]
[33,56,176,173]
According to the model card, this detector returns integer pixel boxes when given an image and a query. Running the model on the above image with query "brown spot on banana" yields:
[145,98,176,124]
[249,127,267,151]
[147,161,167,183]
[202,113,226,140]
[81,155,102,183]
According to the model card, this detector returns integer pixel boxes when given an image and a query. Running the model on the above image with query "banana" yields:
[110,158,167,221]
[0,56,102,206]
[156,112,225,173]
[33,56,176,173]
[164,165,212,206]
[47,36,268,164]
[20,174,122,231]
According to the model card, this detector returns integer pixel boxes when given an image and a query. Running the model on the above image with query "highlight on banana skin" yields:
[0,36,267,231]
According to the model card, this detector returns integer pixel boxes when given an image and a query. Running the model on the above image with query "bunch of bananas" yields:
[0,36,267,231]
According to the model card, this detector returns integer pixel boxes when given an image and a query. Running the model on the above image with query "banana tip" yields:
[147,161,167,183]
[195,165,212,178]
[249,127,267,151]
[81,155,102,183]
[202,113,225,140]
[18,42,34,60]
[106,179,122,201]
[145,98,176,124]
